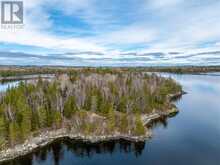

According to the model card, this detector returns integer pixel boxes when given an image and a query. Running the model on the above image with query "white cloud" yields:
[147,0,183,9]
[138,0,220,53]
[0,28,106,51]
[0,0,220,65]
[0,0,106,52]
[92,24,156,46]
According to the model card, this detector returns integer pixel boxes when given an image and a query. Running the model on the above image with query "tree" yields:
[9,122,20,145]
[0,116,7,149]
[16,98,32,140]
[63,96,78,119]
[120,114,128,134]
[0,69,182,147]
[20,108,32,140]
[90,95,97,112]
[53,111,62,129]
[117,96,127,113]
[134,113,145,136]
[107,104,115,132]
[38,107,47,128]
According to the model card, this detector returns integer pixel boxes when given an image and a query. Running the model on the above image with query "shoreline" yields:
[0,74,55,82]
[0,91,184,163]
[0,105,180,163]
[0,130,149,163]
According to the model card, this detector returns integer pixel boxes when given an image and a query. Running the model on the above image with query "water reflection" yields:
[0,81,19,92]
[0,74,54,92]
[0,139,145,165]
[146,111,179,129]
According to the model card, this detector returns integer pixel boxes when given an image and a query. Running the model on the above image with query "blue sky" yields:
[0,0,220,66]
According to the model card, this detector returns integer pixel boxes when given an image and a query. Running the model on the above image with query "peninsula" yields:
[0,68,183,162]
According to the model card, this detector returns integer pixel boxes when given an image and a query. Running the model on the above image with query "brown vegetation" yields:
[0,69,182,149]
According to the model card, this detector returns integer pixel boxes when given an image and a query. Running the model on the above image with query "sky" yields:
[0,0,220,66]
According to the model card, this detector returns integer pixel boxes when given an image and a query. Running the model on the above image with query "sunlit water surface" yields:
[0,73,220,165]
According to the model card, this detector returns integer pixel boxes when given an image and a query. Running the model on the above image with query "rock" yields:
[0,127,149,162]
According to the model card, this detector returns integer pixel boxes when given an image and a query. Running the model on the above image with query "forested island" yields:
[0,69,182,162]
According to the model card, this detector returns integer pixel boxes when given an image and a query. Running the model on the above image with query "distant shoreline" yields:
[0,74,55,82]
[1,66,220,78]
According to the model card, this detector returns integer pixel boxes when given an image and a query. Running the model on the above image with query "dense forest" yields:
[144,66,220,74]
[0,70,182,149]
[1,66,220,78]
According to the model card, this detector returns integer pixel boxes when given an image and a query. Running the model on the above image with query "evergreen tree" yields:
[0,69,182,147]
[117,96,127,113]
[134,114,145,136]
[53,111,62,128]
[63,96,77,119]
[107,104,115,132]
[38,107,47,128]
[90,95,97,112]
[9,122,20,145]
[0,116,7,149]
[120,114,128,134]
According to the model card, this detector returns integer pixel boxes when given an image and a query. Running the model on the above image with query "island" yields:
[0,68,183,162]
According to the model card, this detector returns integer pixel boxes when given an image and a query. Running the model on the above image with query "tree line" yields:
[1,66,220,77]
[0,70,182,149]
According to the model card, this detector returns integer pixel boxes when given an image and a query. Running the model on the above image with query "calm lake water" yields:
[1,73,220,165]
[0,81,20,92]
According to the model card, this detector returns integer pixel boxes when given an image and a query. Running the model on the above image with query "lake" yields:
[0,81,20,92]
[1,73,220,165]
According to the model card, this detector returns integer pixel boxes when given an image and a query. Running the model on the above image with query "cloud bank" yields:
[0,0,220,66]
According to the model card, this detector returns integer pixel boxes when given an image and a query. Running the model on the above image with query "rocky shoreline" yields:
[141,106,179,125]
[0,109,176,163]
[0,92,185,163]
[0,129,149,163]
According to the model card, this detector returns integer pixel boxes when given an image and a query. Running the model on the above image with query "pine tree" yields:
[117,96,127,113]
[0,116,7,149]
[90,95,97,112]
[120,114,128,134]
[15,95,32,140]
[38,107,47,128]
[20,108,32,140]
[53,111,62,129]
[9,122,20,146]
[134,113,145,136]
[107,104,115,132]
[63,96,77,119]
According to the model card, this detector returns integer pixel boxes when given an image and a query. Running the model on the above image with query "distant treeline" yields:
[0,66,220,77]
[144,66,220,73]
[0,67,64,77]
[0,70,181,149]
